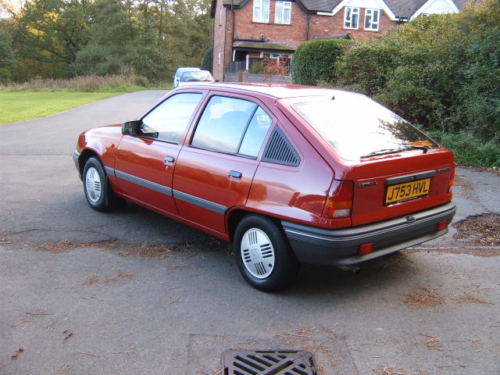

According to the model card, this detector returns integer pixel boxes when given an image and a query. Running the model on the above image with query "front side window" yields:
[141,93,202,143]
[275,1,292,24]
[365,8,380,31]
[344,7,359,29]
[191,96,272,158]
[253,0,270,23]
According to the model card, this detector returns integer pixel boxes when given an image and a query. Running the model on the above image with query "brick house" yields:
[212,0,470,81]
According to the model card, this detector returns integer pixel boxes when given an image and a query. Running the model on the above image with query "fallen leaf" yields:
[11,348,24,360]
[404,287,444,307]
[421,335,442,350]
[63,330,73,341]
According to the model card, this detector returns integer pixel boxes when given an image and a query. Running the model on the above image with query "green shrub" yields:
[336,41,400,96]
[429,131,500,167]
[249,63,265,74]
[376,57,458,132]
[291,39,351,85]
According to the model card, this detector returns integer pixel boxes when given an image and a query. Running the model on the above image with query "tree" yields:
[2,0,214,83]
[13,0,91,80]
[75,0,135,76]
[0,31,15,83]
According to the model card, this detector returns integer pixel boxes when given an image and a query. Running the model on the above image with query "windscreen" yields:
[180,71,213,82]
[292,93,438,161]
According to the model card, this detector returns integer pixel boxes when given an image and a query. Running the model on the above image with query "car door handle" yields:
[228,170,242,179]
[164,156,175,164]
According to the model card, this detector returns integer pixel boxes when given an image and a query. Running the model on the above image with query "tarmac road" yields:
[1,91,499,375]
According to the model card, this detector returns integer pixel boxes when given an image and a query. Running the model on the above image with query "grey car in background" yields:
[178,70,215,87]
[173,67,200,88]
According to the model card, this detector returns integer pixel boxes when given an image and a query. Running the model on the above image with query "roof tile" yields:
[221,0,470,18]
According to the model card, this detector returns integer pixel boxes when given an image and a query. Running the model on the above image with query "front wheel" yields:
[83,157,123,211]
[233,215,299,292]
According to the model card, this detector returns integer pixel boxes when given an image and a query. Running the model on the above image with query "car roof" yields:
[176,67,200,73]
[181,69,212,75]
[177,82,363,100]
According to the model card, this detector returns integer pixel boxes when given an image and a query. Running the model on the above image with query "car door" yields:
[173,93,274,236]
[113,92,204,215]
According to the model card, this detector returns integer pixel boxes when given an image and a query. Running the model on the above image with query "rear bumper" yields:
[282,202,456,266]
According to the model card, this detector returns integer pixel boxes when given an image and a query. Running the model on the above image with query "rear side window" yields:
[142,93,202,143]
[191,96,272,158]
[239,107,273,157]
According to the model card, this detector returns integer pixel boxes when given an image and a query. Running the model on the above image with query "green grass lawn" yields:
[0,91,121,124]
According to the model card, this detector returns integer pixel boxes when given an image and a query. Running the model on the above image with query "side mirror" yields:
[122,120,142,136]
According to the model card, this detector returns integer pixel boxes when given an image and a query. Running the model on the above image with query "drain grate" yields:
[222,350,317,375]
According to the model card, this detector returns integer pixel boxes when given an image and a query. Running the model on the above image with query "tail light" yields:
[449,165,455,191]
[324,180,353,219]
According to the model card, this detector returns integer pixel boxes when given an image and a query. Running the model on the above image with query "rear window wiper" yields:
[361,144,431,159]
[360,148,403,158]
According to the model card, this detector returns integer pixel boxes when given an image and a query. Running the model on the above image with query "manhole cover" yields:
[223,350,317,375]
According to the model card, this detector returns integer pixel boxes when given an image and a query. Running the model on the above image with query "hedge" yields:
[335,42,400,96]
[291,39,352,86]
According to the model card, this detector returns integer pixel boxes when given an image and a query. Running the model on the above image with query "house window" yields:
[253,0,270,23]
[275,1,292,24]
[365,9,380,31]
[344,7,359,29]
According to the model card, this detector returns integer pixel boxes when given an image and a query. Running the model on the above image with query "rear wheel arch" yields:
[232,213,299,291]
[227,209,282,242]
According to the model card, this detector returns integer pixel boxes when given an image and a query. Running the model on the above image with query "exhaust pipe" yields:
[337,265,360,273]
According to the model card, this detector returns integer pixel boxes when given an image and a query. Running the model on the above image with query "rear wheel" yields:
[83,157,123,211]
[233,215,299,292]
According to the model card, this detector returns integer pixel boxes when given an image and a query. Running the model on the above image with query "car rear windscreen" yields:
[292,93,438,161]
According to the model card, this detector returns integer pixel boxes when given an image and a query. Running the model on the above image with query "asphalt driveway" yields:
[1,91,499,375]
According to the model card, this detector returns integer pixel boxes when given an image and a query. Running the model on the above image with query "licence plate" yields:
[385,178,431,205]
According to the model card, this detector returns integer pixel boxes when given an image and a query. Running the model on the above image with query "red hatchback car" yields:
[74,84,456,291]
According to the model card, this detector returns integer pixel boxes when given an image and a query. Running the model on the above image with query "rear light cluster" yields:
[324,180,353,219]
[449,165,456,192]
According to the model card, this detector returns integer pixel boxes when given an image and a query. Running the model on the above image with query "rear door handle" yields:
[164,156,175,164]
[228,170,242,179]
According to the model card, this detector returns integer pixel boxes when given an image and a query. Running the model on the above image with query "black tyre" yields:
[233,215,299,292]
[82,157,123,211]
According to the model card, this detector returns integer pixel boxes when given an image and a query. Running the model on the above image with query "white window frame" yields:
[365,8,380,31]
[275,1,292,24]
[253,0,270,23]
[269,53,280,64]
[343,7,359,29]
